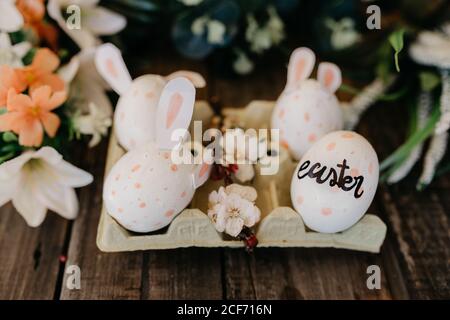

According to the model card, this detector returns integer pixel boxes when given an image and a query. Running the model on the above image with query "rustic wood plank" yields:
[142,248,223,299]
[0,205,68,299]
[222,249,256,299]
[360,96,450,299]
[60,141,143,300]
[379,186,450,299]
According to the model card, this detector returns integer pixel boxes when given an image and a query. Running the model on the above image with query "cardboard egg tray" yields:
[97,101,387,253]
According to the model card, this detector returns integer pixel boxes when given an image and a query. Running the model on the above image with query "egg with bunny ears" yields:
[290,131,379,233]
[103,77,212,233]
[271,47,344,160]
[95,43,206,151]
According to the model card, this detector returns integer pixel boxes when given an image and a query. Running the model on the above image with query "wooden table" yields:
[0,50,449,300]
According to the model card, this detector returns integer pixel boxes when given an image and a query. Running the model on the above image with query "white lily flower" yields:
[59,48,112,113]
[0,147,93,227]
[208,184,260,237]
[73,102,112,147]
[47,0,126,49]
[0,0,24,33]
[0,32,31,67]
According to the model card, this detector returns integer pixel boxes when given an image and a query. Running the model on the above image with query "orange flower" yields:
[19,48,65,92]
[17,0,59,51]
[0,65,27,106]
[0,86,66,147]
[16,0,45,23]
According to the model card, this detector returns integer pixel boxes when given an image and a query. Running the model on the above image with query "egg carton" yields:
[97,101,387,253]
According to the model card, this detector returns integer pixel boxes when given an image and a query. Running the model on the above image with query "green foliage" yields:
[380,99,441,172]
[419,71,441,92]
[2,132,17,143]
[388,28,405,72]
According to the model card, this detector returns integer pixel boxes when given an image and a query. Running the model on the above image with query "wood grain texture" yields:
[142,248,223,299]
[0,205,68,299]
[0,49,449,299]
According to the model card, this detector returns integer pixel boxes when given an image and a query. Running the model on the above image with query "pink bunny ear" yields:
[286,47,316,89]
[156,78,196,150]
[192,146,213,188]
[192,163,212,188]
[318,62,342,93]
[166,71,206,88]
[95,43,132,95]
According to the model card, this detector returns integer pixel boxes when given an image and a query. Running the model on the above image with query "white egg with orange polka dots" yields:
[290,131,379,233]
[95,43,206,151]
[271,47,344,160]
[102,76,211,233]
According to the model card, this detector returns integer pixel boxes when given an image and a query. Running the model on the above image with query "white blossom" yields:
[191,16,226,45]
[59,48,112,146]
[388,91,431,184]
[418,132,448,189]
[0,147,93,227]
[191,16,208,36]
[219,128,265,182]
[47,0,126,49]
[0,32,31,67]
[179,0,203,6]
[60,48,111,111]
[233,50,254,75]
[0,0,24,33]
[208,184,260,237]
[72,102,112,147]
[325,17,361,50]
[246,7,285,54]
[410,26,450,134]
[207,20,226,45]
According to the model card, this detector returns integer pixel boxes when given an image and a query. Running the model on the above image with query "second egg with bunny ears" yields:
[95,43,206,151]
[103,77,212,233]
[271,47,344,160]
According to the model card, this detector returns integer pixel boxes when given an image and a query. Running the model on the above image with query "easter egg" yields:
[272,80,344,160]
[290,131,379,233]
[103,142,196,233]
[114,75,166,150]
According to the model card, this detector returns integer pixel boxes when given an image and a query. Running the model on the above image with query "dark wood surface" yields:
[0,50,449,300]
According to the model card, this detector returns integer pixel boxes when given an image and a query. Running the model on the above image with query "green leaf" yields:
[378,85,409,102]
[0,152,15,164]
[389,29,405,72]
[419,71,441,92]
[2,132,17,142]
[381,104,440,171]
[338,83,360,95]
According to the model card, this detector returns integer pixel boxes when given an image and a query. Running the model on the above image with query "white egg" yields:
[290,131,379,233]
[114,75,166,150]
[103,142,196,233]
[271,80,344,160]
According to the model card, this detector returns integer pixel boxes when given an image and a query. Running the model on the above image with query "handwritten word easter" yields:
[296,159,364,198]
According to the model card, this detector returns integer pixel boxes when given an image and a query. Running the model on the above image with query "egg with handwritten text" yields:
[290,131,379,233]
